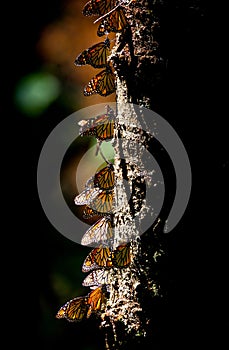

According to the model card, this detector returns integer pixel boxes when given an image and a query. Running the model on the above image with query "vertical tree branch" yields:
[98,1,170,349]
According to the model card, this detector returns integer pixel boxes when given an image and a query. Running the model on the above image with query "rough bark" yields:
[99,1,204,349]
[98,1,169,349]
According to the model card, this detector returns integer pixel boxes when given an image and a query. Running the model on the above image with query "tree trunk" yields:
[100,1,203,349]
[99,1,170,349]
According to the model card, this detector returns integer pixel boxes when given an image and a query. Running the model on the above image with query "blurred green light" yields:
[14,72,61,117]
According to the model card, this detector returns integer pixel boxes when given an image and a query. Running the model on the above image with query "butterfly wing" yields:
[83,67,116,97]
[79,107,115,139]
[83,0,117,16]
[74,188,101,206]
[79,113,109,137]
[96,67,116,96]
[82,248,98,272]
[113,244,131,267]
[75,39,110,68]
[82,247,113,272]
[56,297,89,322]
[94,164,114,190]
[95,120,114,140]
[89,190,114,214]
[56,306,66,319]
[97,8,128,36]
[79,119,97,137]
[94,246,113,267]
[81,217,113,246]
[95,106,115,140]
[86,286,108,317]
[82,269,111,287]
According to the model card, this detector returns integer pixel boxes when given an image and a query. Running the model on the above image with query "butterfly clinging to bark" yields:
[75,38,111,68]
[84,66,116,97]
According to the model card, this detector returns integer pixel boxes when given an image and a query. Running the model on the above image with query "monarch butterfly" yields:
[84,163,114,192]
[94,163,114,190]
[82,244,131,272]
[94,118,114,140]
[74,38,111,68]
[82,269,111,287]
[97,8,128,37]
[75,188,114,214]
[79,116,114,140]
[89,190,114,214]
[113,243,131,267]
[83,0,117,17]
[81,216,113,246]
[56,296,89,322]
[82,246,113,272]
[87,286,108,317]
[74,187,101,206]
[79,106,115,140]
[56,287,108,321]
[84,66,116,97]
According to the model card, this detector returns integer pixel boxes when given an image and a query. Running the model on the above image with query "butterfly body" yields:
[83,205,102,219]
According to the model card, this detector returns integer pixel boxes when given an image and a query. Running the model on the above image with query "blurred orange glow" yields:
[36,0,115,109]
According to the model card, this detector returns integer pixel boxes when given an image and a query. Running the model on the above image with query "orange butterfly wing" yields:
[83,0,117,16]
[114,244,131,267]
[87,286,107,317]
[84,67,116,97]
[79,106,115,140]
[82,247,113,272]
[94,164,114,190]
[89,190,114,214]
[75,38,110,68]
[97,8,128,36]
[95,120,114,140]
[56,296,89,322]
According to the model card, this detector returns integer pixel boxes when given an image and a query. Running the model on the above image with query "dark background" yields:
[5,0,228,349]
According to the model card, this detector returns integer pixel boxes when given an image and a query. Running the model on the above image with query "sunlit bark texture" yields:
[99,1,171,349]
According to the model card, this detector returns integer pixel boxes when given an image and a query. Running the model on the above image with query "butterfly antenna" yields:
[95,142,109,164]
[99,145,110,165]
[95,141,102,156]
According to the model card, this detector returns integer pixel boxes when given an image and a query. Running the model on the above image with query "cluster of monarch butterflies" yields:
[74,0,130,96]
[56,103,132,322]
[56,244,131,322]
